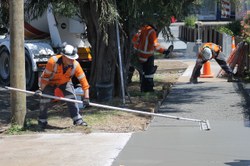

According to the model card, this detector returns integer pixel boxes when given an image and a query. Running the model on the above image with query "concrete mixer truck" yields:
[0,4,91,90]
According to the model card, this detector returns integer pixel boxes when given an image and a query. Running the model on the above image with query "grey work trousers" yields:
[38,82,82,123]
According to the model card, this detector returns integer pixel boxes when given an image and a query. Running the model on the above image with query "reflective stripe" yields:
[211,44,216,50]
[52,56,58,61]
[38,119,47,123]
[49,63,58,80]
[41,78,49,82]
[71,61,77,76]
[144,74,154,78]
[137,49,154,55]
[41,98,51,104]
[144,29,154,52]
[44,69,52,74]
[77,73,85,80]
[73,115,82,121]
[138,57,148,62]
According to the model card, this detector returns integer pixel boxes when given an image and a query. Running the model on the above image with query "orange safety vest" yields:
[40,55,90,90]
[134,25,165,62]
[201,43,221,56]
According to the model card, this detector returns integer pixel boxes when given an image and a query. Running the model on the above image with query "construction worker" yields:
[131,24,173,92]
[36,44,90,129]
[190,42,235,83]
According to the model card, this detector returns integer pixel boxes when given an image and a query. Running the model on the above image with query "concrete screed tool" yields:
[5,86,211,131]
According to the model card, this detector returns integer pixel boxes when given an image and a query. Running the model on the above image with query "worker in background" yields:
[190,42,236,83]
[36,44,90,129]
[130,24,173,92]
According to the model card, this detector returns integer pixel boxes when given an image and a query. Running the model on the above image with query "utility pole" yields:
[9,0,26,126]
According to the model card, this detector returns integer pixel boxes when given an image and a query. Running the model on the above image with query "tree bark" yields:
[9,0,26,126]
[79,1,118,97]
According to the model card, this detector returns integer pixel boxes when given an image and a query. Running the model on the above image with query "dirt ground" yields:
[0,59,187,135]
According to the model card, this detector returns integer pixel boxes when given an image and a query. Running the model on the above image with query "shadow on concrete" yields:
[236,83,250,127]
[225,159,250,166]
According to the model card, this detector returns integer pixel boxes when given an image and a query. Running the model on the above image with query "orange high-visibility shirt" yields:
[136,25,165,62]
[40,55,90,90]
[201,43,221,55]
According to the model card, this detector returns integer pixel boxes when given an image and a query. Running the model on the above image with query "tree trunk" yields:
[79,1,118,98]
[9,0,26,126]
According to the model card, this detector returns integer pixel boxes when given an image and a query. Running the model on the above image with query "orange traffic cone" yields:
[200,61,214,78]
[52,87,64,102]
[231,36,236,51]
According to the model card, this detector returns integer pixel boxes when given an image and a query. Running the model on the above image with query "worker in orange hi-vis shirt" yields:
[190,42,236,84]
[35,44,90,129]
[131,24,173,92]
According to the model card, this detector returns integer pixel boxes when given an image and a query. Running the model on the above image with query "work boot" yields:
[227,74,238,82]
[74,119,88,126]
[38,120,48,129]
[164,45,174,58]
[190,77,198,84]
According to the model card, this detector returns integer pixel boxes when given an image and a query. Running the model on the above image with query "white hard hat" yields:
[61,44,79,60]
[201,47,212,60]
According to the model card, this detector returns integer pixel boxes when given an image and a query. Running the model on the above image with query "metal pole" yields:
[114,0,126,105]
[195,21,202,52]
[5,86,211,131]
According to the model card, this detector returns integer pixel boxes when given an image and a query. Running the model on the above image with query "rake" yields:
[5,86,211,131]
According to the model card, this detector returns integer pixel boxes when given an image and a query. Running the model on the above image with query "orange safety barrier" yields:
[200,61,214,78]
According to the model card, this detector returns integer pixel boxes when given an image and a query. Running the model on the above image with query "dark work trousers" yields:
[38,82,82,124]
[127,52,143,84]
[191,56,233,79]
[141,56,155,92]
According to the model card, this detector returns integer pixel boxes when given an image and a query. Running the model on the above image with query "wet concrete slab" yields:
[112,60,250,166]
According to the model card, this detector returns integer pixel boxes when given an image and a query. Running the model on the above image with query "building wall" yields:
[236,0,250,20]
[198,0,235,20]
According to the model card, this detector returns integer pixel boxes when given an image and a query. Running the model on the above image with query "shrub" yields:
[241,13,250,44]
[184,15,197,28]
[216,20,241,36]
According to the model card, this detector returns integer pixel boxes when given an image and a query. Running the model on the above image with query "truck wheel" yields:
[25,50,37,90]
[0,47,10,86]
[0,47,37,90]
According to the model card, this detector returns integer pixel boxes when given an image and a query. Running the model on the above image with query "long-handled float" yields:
[5,86,211,131]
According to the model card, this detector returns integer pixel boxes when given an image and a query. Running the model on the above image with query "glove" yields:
[163,50,170,56]
[82,98,90,107]
[34,89,42,96]
[163,45,174,57]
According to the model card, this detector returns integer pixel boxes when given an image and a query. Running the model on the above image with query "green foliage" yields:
[217,26,234,36]
[226,20,242,36]
[0,0,9,27]
[24,0,80,21]
[6,124,24,135]
[217,20,241,36]
[184,15,197,28]
[241,13,250,44]
[118,0,201,40]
